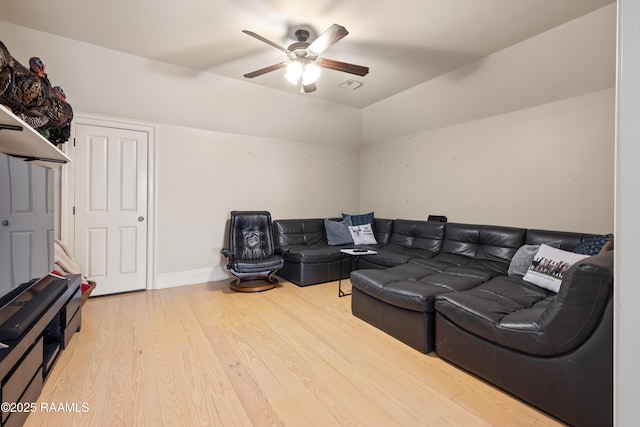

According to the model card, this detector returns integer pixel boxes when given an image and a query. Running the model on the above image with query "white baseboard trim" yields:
[156,267,229,289]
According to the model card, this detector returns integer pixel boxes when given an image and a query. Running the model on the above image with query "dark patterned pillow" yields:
[573,234,613,256]
[342,212,374,226]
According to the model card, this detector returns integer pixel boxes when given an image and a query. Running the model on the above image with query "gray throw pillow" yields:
[508,241,561,277]
[324,219,353,246]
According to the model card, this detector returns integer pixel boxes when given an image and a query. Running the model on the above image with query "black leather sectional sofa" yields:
[272,217,395,286]
[272,217,613,427]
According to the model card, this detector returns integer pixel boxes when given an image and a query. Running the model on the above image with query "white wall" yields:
[156,124,359,279]
[359,5,616,233]
[359,89,614,232]
[0,22,362,286]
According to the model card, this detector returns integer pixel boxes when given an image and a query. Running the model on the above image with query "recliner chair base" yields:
[229,270,279,292]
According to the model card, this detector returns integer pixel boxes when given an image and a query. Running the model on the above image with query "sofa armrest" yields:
[537,251,613,353]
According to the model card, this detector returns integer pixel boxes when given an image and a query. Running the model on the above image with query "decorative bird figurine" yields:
[15,86,73,145]
[29,57,47,81]
[0,51,41,115]
[10,57,51,130]
[0,41,13,99]
[12,57,49,111]
[42,86,73,143]
[0,41,73,145]
[25,85,72,145]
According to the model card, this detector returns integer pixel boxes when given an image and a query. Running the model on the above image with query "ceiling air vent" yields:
[339,79,363,90]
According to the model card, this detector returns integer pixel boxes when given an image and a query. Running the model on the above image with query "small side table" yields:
[338,248,378,297]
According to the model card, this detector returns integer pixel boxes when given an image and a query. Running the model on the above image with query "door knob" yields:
[138,216,145,222]
[1,220,8,227]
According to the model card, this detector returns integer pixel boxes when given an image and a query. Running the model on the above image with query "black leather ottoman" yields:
[350,261,488,353]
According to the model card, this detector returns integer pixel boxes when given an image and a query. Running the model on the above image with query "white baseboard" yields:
[156,267,229,289]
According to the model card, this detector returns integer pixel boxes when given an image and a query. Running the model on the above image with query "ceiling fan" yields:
[242,24,369,93]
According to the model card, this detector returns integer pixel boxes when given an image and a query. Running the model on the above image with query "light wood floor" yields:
[24,279,563,426]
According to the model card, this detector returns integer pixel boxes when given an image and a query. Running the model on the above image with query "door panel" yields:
[87,227,107,277]
[0,155,53,288]
[74,124,148,296]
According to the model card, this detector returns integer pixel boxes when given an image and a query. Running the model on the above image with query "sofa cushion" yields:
[354,219,444,269]
[443,266,499,281]
[525,229,591,251]
[372,218,394,245]
[324,218,353,246]
[462,259,511,276]
[350,262,486,313]
[350,269,440,312]
[388,219,445,252]
[273,219,327,246]
[280,244,343,263]
[409,252,506,272]
[435,276,555,354]
[442,223,526,263]
[410,253,471,273]
[357,244,438,269]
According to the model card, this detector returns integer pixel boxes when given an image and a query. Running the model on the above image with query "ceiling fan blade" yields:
[317,58,369,76]
[302,82,317,93]
[243,63,287,78]
[308,24,349,54]
[242,30,290,53]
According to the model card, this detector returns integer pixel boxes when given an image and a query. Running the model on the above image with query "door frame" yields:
[60,114,157,291]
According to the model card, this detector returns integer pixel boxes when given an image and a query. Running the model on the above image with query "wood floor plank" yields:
[203,323,285,426]
[24,279,563,427]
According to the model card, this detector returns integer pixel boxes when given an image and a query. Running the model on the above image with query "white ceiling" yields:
[1,0,614,108]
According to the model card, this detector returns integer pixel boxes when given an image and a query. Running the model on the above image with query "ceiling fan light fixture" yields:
[285,61,303,84]
[243,24,368,94]
[285,60,321,86]
[302,62,321,85]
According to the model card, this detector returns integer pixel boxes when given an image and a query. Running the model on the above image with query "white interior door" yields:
[0,155,53,289]
[74,124,148,296]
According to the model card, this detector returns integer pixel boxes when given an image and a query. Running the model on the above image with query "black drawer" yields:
[62,286,81,328]
[2,367,43,427]
[63,308,81,349]
[2,338,43,422]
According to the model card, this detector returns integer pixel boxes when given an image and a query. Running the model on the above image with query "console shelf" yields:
[0,105,70,168]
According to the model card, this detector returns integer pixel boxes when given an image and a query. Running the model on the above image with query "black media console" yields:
[0,274,82,427]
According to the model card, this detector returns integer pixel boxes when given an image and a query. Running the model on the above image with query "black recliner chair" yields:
[221,211,284,292]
